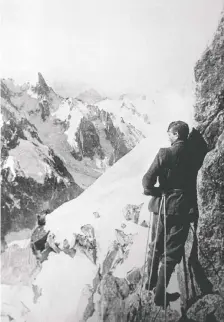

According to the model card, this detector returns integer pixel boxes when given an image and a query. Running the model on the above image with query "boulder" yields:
[186,294,224,322]
[75,234,97,264]
[126,268,142,288]
[96,273,125,322]
[197,141,224,293]
[101,242,122,275]
[115,277,130,299]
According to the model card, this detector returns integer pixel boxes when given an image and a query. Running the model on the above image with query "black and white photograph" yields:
[1,0,224,321]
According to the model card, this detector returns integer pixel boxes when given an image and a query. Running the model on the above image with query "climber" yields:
[30,209,53,263]
[31,210,50,252]
[142,121,197,307]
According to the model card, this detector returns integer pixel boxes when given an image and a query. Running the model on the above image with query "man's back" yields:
[157,140,190,192]
[142,139,191,197]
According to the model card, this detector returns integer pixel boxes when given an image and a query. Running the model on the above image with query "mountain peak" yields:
[37,72,50,95]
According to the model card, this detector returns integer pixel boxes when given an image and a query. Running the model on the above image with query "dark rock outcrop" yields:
[127,268,142,288]
[186,294,224,322]
[35,72,50,96]
[73,226,97,264]
[73,117,105,160]
[195,13,224,302]
[104,114,129,162]
[194,15,224,150]
[33,73,56,121]
[178,13,224,321]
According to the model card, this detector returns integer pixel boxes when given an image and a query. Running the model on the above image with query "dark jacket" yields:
[142,140,193,215]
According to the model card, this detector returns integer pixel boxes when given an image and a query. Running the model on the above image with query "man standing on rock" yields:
[31,210,50,260]
[31,209,60,264]
[142,121,202,307]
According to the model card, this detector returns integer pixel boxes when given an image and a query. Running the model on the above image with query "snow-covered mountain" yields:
[1,82,83,242]
[1,73,153,243]
[1,73,152,188]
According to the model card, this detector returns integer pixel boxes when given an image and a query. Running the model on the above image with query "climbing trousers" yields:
[149,213,190,306]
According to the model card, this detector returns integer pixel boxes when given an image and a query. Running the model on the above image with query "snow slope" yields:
[22,124,178,322]
[46,123,169,246]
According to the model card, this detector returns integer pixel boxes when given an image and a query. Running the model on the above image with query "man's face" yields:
[167,129,178,144]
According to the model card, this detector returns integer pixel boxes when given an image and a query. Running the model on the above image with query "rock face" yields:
[196,12,224,307]
[194,16,224,150]
[177,14,224,321]
[72,116,104,161]
[64,100,146,170]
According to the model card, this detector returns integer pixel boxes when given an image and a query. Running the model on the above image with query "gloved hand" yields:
[143,189,151,196]
[145,187,162,196]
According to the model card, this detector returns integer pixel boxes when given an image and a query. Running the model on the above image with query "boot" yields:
[152,287,180,307]
[166,292,180,305]
[154,263,176,307]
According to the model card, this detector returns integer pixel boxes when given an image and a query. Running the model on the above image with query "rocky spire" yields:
[34,72,50,96]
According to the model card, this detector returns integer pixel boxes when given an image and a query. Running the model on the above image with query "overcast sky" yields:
[1,0,223,96]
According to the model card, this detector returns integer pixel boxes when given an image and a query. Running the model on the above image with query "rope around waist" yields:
[162,188,185,195]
